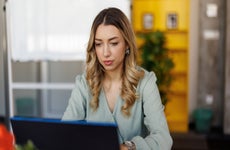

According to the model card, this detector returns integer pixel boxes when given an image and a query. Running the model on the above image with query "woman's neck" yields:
[103,69,123,92]
[104,69,122,82]
[103,59,125,81]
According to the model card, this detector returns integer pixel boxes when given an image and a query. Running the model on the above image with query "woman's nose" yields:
[103,45,111,57]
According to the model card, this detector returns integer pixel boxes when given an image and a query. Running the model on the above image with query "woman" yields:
[62,7,173,150]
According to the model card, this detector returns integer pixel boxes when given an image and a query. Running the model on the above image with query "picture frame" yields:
[166,13,178,29]
[142,13,154,30]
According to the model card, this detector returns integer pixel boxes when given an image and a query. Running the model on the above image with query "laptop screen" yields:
[11,117,120,150]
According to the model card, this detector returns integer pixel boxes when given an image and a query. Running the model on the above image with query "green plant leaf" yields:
[138,31,174,106]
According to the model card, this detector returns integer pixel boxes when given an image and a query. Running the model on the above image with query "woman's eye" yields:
[95,43,101,47]
[111,42,118,46]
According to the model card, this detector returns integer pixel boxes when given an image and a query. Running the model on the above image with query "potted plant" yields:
[137,31,174,105]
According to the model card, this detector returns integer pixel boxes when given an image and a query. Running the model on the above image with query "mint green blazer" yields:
[62,68,173,150]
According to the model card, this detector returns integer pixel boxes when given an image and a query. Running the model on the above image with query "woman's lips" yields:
[104,60,113,65]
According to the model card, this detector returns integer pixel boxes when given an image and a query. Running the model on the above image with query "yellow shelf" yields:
[133,0,190,133]
[132,0,189,32]
[166,114,188,132]
[165,33,188,50]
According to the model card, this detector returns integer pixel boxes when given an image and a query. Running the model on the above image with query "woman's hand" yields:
[120,144,128,150]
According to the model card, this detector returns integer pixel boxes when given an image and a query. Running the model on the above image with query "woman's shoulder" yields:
[137,66,157,81]
[74,72,88,89]
[137,66,157,87]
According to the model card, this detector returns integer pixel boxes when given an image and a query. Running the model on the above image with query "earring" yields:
[125,49,130,55]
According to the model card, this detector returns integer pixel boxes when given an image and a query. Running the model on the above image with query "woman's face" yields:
[94,24,127,73]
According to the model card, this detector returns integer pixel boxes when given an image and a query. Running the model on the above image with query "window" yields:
[6,0,130,61]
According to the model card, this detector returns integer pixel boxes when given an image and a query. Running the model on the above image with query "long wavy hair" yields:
[86,7,144,116]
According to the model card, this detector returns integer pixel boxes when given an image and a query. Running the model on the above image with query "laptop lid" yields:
[11,116,120,150]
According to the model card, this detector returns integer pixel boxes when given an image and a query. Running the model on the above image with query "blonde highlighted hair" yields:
[86,7,144,116]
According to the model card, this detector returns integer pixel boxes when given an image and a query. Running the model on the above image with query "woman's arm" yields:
[62,75,87,120]
[132,72,173,150]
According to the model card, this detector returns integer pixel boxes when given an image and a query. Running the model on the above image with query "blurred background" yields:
[0,0,230,149]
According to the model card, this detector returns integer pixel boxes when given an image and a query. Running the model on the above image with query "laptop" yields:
[11,116,120,150]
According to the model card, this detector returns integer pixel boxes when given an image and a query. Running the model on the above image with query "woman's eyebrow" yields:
[95,38,102,41]
[95,36,119,41]
[108,36,119,41]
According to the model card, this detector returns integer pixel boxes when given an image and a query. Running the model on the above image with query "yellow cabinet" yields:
[132,0,190,132]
